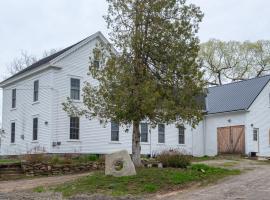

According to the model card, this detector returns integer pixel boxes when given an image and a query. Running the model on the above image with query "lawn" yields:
[42,164,240,197]
[0,159,20,164]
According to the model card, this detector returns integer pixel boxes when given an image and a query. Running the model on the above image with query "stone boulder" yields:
[105,150,136,177]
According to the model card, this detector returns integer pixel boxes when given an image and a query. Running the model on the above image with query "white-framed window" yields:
[70,78,80,100]
[178,125,185,144]
[111,121,119,141]
[33,80,39,102]
[11,122,15,143]
[11,89,16,108]
[33,117,38,141]
[70,117,80,140]
[140,123,148,142]
[158,124,165,143]
[253,128,259,141]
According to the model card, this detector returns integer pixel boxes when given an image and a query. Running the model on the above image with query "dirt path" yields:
[154,159,270,200]
[0,172,91,193]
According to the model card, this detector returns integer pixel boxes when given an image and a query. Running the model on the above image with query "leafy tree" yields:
[199,40,270,85]
[5,49,61,77]
[63,0,205,166]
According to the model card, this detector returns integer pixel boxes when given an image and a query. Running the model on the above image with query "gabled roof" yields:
[0,31,110,87]
[206,75,270,114]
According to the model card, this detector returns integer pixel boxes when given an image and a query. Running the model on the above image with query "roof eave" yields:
[0,65,61,88]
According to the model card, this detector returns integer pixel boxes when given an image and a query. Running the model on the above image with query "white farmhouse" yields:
[0,32,270,157]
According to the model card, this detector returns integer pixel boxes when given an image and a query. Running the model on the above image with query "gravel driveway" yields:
[154,159,270,200]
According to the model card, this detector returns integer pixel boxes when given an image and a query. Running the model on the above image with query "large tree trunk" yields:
[132,121,141,167]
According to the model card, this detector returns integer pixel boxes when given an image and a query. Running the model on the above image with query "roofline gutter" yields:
[205,109,248,116]
[0,65,61,88]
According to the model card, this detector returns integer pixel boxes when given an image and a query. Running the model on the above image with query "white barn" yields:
[0,32,270,157]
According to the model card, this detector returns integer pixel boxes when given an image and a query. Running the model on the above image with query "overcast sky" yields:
[1,0,270,124]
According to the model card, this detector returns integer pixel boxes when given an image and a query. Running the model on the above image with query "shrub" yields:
[23,154,49,164]
[157,149,191,168]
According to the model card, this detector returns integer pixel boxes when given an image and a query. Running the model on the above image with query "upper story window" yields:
[11,89,16,108]
[70,78,80,100]
[178,125,185,144]
[33,118,38,141]
[93,60,100,68]
[140,123,148,143]
[11,122,15,143]
[33,80,39,102]
[111,121,119,141]
[70,117,80,140]
[158,124,165,143]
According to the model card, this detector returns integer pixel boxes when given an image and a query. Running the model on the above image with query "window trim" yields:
[158,124,165,144]
[140,123,148,143]
[11,122,15,144]
[33,117,38,141]
[33,80,39,102]
[69,117,80,140]
[70,78,81,100]
[11,88,16,109]
[111,121,120,142]
[178,125,185,145]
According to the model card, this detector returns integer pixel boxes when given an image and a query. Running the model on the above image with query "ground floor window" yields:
[141,123,148,142]
[111,121,119,141]
[178,125,185,144]
[11,122,15,143]
[70,117,80,140]
[158,124,165,143]
[33,118,38,141]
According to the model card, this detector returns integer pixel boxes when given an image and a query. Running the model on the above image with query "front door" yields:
[252,128,259,152]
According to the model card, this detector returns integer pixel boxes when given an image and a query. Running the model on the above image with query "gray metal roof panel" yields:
[206,75,270,114]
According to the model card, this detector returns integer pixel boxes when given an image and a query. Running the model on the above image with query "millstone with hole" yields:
[105,150,136,177]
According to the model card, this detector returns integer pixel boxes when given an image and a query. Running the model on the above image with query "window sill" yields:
[67,140,81,143]
[10,143,16,145]
[141,142,150,145]
[31,141,39,143]
[157,143,165,145]
[10,108,17,111]
[70,99,82,103]
[109,141,121,144]
[177,144,186,146]
[32,101,40,105]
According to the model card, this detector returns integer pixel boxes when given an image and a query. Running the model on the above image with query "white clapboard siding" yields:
[246,81,270,156]
[1,70,55,155]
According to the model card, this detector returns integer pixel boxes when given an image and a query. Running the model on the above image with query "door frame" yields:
[252,128,259,153]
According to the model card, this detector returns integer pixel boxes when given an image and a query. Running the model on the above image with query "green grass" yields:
[0,159,20,164]
[47,164,240,197]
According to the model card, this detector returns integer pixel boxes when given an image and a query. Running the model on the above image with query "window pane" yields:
[34,80,39,102]
[141,123,148,142]
[178,126,185,144]
[12,89,16,108]
[11,123,15,143]
[70,78,80,100]
[111,121,119,141]
[33,118,38,140]
[158,124,165,143]
[70,117,80,140]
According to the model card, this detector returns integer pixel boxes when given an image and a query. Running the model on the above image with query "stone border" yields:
[21,161,104,176]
